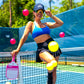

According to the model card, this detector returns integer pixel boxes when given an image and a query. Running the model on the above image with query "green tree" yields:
[42,6,59,19]
[43,0,84,19]
[49,0,55,11]
[0,2,10,27]
[76,0,84,7]
[0,0,35,28]
[9,0,12,27]
[59,0,75,13]
[58,0,84,13]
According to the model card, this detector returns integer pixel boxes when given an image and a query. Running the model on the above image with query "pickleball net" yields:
[0,51,47,84]
[0,51,84,84]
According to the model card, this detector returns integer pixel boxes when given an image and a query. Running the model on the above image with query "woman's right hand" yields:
[11,49,19,57]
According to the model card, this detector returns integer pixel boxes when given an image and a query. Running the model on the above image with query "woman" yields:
[11,3,64,84]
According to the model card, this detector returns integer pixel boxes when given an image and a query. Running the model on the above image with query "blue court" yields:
[0,65,84,84]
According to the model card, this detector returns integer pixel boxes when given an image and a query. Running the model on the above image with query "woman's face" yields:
[33,9,44,19]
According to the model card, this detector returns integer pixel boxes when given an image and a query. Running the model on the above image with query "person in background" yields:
[11,3,64,84]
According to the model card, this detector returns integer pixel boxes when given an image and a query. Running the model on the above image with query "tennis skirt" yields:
[36,38,62,62]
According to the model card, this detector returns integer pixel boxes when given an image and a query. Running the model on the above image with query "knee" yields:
[46,60,57,71]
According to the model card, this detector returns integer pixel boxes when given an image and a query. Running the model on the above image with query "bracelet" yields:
[51,15,54,18]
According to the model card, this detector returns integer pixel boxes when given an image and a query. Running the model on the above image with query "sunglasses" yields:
[35,10,44,14]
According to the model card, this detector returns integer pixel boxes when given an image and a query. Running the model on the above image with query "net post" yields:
[16,53,23,84]
[65,56,67,65]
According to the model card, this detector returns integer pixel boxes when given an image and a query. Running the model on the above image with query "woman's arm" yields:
[17,21,32,51]
[11,21,32,56]
[44,10,64,28]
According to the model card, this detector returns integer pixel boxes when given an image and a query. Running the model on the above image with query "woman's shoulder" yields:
[26,21,34,27]
[27,21,34,24]
[25,21,34,30]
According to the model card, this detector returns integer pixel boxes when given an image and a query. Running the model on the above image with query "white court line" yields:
[23,74,47,79]
[57,70,84,74]
[0,79,8,83]
[22,65,47,69]
[0,69,64,82]
[61,47,84,52]
[22,71,66,79]
[0,70,83,82]
[21,66,84,74]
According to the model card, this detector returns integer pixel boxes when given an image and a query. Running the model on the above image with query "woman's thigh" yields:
[39,51,56,63]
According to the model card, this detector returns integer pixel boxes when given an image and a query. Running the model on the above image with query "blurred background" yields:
[0,0,84,28]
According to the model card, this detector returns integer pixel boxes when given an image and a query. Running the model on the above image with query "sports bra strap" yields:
[34,21,36,26]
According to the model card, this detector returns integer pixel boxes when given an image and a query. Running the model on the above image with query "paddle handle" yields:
[12,55,15,62]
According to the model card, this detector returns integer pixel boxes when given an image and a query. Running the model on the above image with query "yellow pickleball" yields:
[46,61,57,71]
[48,41,59,52]
[5,82,11,84]
[46,63,54,71]
[51,60,57,67]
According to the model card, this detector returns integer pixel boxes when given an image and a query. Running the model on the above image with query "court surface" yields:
[0,65,84,84]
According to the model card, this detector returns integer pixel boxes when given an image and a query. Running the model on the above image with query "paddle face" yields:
[6,56,19,80]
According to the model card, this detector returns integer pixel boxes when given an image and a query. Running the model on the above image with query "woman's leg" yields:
[39,51,57,84]
[53,56,60,84]
[39,51,56,63]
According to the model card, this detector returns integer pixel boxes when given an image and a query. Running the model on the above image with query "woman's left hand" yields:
[45,10,52,17]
